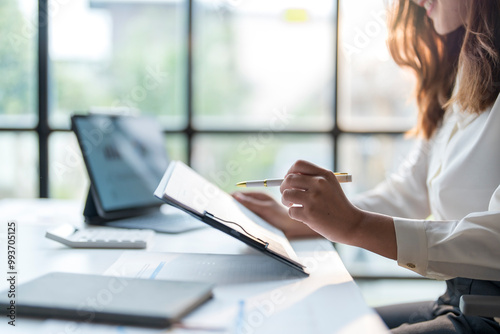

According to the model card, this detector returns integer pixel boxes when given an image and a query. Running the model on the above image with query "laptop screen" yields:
[72,114,168,213]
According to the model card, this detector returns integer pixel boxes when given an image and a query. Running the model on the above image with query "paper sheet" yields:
[104,252,304,285]
[155,161,301,265]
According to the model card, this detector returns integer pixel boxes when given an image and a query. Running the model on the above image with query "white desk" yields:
[0,199,388,333]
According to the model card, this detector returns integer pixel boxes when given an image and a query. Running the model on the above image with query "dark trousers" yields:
[375,278,500,333]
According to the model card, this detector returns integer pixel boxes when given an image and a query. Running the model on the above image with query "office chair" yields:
[459,295,500,321]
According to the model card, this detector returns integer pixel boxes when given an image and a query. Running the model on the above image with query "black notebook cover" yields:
[0,272,213,328]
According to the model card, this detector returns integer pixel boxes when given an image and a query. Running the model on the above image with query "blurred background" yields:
[0,0,445,307]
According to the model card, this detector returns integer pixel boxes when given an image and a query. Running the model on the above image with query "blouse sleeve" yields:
[394,184,500,280]
[351,140,431,219]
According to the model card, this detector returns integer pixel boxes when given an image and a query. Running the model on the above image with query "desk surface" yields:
[0,199,387,333]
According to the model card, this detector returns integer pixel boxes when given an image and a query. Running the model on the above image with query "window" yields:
[2,0,420,278]
[191,1,336,190]
[50,0,186,129]
[193,1,334,131]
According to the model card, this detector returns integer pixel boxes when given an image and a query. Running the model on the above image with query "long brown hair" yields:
[387,0,500,139]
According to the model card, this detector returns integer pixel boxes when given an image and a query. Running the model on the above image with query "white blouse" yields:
[352,93,500,281]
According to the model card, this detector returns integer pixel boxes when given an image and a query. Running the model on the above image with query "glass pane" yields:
[338,0,417,131]
[49,132,89,201]
[49,0,186,129]
[164,133,188,163]
[0,0,37,128]
[338,134,415,198]
[0,132,38,198]
[194,0,335,130]
[338,134,418,278]
[191,134,333,194]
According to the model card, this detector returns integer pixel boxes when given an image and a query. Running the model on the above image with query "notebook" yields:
[71,114,204,233]
[154,160,309,276]
[0,272,213,327]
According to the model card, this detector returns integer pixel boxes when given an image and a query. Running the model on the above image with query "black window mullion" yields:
[333,0,340,172]
[186,0,194,166]
[38,0,50,198]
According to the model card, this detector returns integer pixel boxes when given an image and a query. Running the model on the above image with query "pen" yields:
[236,173,352,188]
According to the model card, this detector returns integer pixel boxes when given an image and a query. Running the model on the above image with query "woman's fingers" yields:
[282,161,339,193]
[233,191,285,221]
[286,160,329,177]
[281,188,308,207]
[233,192,269,213]
[280,173,312,194]
[288,206,306,222]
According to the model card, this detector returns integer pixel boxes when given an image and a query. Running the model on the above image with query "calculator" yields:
[45,224,155,249]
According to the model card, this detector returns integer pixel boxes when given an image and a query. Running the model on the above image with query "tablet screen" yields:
[72,114,168,213]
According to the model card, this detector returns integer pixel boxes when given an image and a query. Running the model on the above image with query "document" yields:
[105,252,304,285]
[104,251,308,332]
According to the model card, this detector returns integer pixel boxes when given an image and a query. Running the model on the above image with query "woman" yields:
[234,0,500,332]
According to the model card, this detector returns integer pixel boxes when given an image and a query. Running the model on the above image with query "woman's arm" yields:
[281,160,500,280]
[392,184,500,281]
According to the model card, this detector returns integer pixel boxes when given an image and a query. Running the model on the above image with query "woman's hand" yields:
[233,191,321,239]
[280,160,397,260]
[280,160,363,243]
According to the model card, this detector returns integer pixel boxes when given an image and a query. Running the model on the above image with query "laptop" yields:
[71,113,204,233]
[155,161,309,276]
